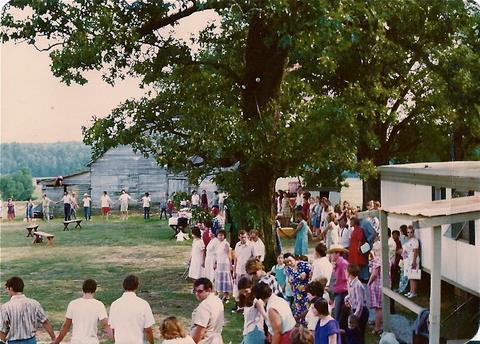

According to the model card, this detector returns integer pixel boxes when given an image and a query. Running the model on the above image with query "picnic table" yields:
[168,212,191,240]
[33,231,55,246]
[63,219,82,231]
[26,224,39,237]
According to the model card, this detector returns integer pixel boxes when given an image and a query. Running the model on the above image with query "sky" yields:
[0,3,218,143]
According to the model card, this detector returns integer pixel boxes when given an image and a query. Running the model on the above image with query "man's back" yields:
[0,294,47,341]
[109,292,154,344]
[66,298,107,344]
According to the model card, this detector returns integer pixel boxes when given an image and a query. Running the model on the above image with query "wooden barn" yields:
[37,145,190,213]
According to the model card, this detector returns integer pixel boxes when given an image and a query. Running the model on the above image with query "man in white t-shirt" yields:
[191,191,200,210]
[118,190,132,220]
[53,279,111,344]
[191,278,224,344]
[109,275,155,344]
[248,230,265,262]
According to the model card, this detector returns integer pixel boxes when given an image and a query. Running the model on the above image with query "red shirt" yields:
[202,228,211,247]
[348,225,368,265]
[302,201,310,219]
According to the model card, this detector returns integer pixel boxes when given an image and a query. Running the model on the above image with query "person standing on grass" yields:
[190,278,224,344]
[25,198,34,222]
[41,194,52,222]
[100,191,112,220]
[344,265,369,344]
[248,230,265,262]
[191,191,200,210]
[109,275,155,344]
[70,192,79,220]
[141,192,152,220]
[0,276,56,344]
[7,198,15,221]
[160,196,168,220]
[83,193,92,221]
[52,279,112,344]
[118,190,132,220]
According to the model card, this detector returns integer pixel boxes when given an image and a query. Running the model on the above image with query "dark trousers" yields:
[144,207,150,219]
[160,207,167,220]
[354,306,369,344]
[64,203,71,221]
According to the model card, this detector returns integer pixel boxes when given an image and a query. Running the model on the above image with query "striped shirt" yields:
[0,294,48,340]
[345,277,366,318]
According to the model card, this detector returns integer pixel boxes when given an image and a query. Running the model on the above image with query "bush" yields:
[0,169,34,200]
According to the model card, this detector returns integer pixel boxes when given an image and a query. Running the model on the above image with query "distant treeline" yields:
[0,142,91,177]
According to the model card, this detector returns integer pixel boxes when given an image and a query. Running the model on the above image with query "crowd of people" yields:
[1,189,423,344]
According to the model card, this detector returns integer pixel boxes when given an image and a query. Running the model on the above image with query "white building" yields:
[379,161,480,295]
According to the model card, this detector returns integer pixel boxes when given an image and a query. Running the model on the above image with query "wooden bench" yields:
[33,231,55,246]
[63,219,82,231]
[26,224,39,237]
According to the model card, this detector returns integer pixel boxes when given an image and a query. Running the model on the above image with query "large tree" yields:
[2,0,478,263]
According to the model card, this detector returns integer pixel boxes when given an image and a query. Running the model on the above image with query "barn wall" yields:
[90,145,188,209]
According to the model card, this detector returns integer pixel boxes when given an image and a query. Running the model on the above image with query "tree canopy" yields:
[0,142,91,177]
[3,0,479,263]
[0,169,35,201]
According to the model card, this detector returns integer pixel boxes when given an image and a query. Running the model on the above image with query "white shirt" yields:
[142,196,151,208]
[65,297,108,344]
[311,257,333,286]
[163,336,196,344]
[305,304,319,331]
[119,194,132,204]
[100,195,111,208]
[109,292,155,344]
[234,241,254,275]
[83,197,92,207]
[250,238,265,262]
[63,195,72,205]
[243,300,264,335]
[338,225,351,249]
[191,194,200,206]
[388,237,397,265]
[191,293,224,344]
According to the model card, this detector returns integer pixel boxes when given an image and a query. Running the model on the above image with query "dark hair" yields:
[352,217,361,226]
[237,276,255,307]
[5,276,24,292]
[252,282,272,300]
[290,326,313,344]
[82,279,97,293]
[123,274,139,291]
[305,281,324,297]
[298,255,309,262]
[315,243,327,257]
[283,252,293,259]
[204,220,212,228]
[347,264,360,277]
[192,226,201,238]
[193,278,213,291]
[145,192,150,196]
[217,229,227,237]
[103,191,107,195]
[400,224,408,235]
[313,298,329,316]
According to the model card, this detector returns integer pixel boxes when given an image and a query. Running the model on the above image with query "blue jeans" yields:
[334,292,347,323]
[8,337,37,344]
[84,206,91,220]
[64,203,71,221]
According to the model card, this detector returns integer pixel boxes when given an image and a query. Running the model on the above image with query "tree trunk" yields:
[255,176,277,269]
[362,177,381,210]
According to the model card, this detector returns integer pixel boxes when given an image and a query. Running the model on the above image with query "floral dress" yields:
[286,260,312,323]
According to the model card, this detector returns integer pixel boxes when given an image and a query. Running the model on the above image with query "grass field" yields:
[0,214,245,343]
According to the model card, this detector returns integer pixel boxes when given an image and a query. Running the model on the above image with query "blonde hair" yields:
[245,258,264,273]
[160,316,187,340]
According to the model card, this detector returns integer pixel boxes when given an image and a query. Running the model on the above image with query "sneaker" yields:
[407,293,417,299]
[404,292,411,297]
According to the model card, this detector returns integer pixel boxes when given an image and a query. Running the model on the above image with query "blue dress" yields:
[294,220,309,256]
[314,318,341,344]
[286,261,312,322]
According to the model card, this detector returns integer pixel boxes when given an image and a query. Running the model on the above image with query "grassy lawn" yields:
[0,215,244,344]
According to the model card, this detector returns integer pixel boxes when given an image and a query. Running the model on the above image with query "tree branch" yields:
[33,41,64,52]
[138,3,211,36]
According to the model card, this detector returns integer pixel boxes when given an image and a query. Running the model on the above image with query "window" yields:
[431,186,446,201]
[444,189,475,245]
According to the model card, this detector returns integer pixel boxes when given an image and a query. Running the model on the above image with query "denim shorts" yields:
[8,337,36,344]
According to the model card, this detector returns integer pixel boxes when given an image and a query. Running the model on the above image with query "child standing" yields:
[7,198,15,221]
[25,198,34,222]
[344,315,361,344]
[237,276,266,344]
[270,254,287,294]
